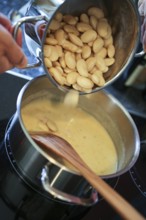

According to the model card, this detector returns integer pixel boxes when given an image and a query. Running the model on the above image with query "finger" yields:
[11,26,22,47]
[7,49,28,69]
[0,55,13,73]
[6,40,27,68]
[15,54,28,68]
[16,28,22,47]
[0,14,22,46]
[1,30,27,68]
[0,13,12,32]
[0,24,27,69]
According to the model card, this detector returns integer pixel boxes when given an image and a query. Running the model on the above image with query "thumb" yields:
[10,26,22,47]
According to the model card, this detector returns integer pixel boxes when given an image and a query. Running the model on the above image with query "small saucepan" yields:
[6,75,140,206]
[12,0,140,94]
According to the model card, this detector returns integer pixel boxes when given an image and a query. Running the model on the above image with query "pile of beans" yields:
[43,6,115,92]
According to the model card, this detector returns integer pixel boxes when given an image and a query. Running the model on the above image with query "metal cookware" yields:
[13,0,140,94]
[6,75,140,205]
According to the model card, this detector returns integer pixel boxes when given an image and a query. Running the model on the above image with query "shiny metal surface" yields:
[6,75,140,205]
[6,76,98,206]
[41,165,98,206]
[6,112,97,206]
[13,15,47,68]
[17,0,140,94]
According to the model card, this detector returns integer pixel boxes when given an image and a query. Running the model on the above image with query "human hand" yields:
[0,13,27,73]
[138,0,146,51]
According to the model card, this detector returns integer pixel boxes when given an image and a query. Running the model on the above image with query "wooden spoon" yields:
[31,132,145,220]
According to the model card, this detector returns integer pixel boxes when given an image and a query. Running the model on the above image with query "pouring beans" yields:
[12,0,140,94]
[43,6,115,93]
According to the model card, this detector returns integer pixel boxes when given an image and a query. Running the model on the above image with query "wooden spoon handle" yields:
[78,165,145,220]
[65,145,145,220]
[31,134,145,220]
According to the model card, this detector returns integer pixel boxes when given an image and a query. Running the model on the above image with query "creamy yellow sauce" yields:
[21,97,118,175]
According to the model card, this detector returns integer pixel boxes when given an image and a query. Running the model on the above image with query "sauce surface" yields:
[22,97,118,175]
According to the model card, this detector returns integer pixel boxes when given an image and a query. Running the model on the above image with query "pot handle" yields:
[12,15,48,69]
[41,165,98,206]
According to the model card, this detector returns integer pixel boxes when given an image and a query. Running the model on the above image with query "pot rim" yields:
[40,0,141,95]
[17,83,80,175]
[16,75,140,179]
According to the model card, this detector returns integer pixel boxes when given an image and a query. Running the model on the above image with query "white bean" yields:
[88,7,104,19]
[77,75,94,89]
[81,29,97,43]
[63,90,79,107]
[80,13,90,24]
[82,45,91,59]
[66,72,78,84]
[65,51,76,69]
[43,6,116,92]
[76,59,88,77]
[46,120,58,132]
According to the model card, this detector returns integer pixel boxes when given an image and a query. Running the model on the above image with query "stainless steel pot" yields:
[13,0,140,94]
[6,75,140,206]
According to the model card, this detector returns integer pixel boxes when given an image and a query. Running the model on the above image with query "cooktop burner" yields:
[0,119,9,146]
[130,140,146,198]
[129,115,146,198]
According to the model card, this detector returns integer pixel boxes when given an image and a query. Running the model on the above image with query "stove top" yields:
[0,72,146,220]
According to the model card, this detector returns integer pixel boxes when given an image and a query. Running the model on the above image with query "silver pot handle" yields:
[41,165,98,206]
[12,15,48,68]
